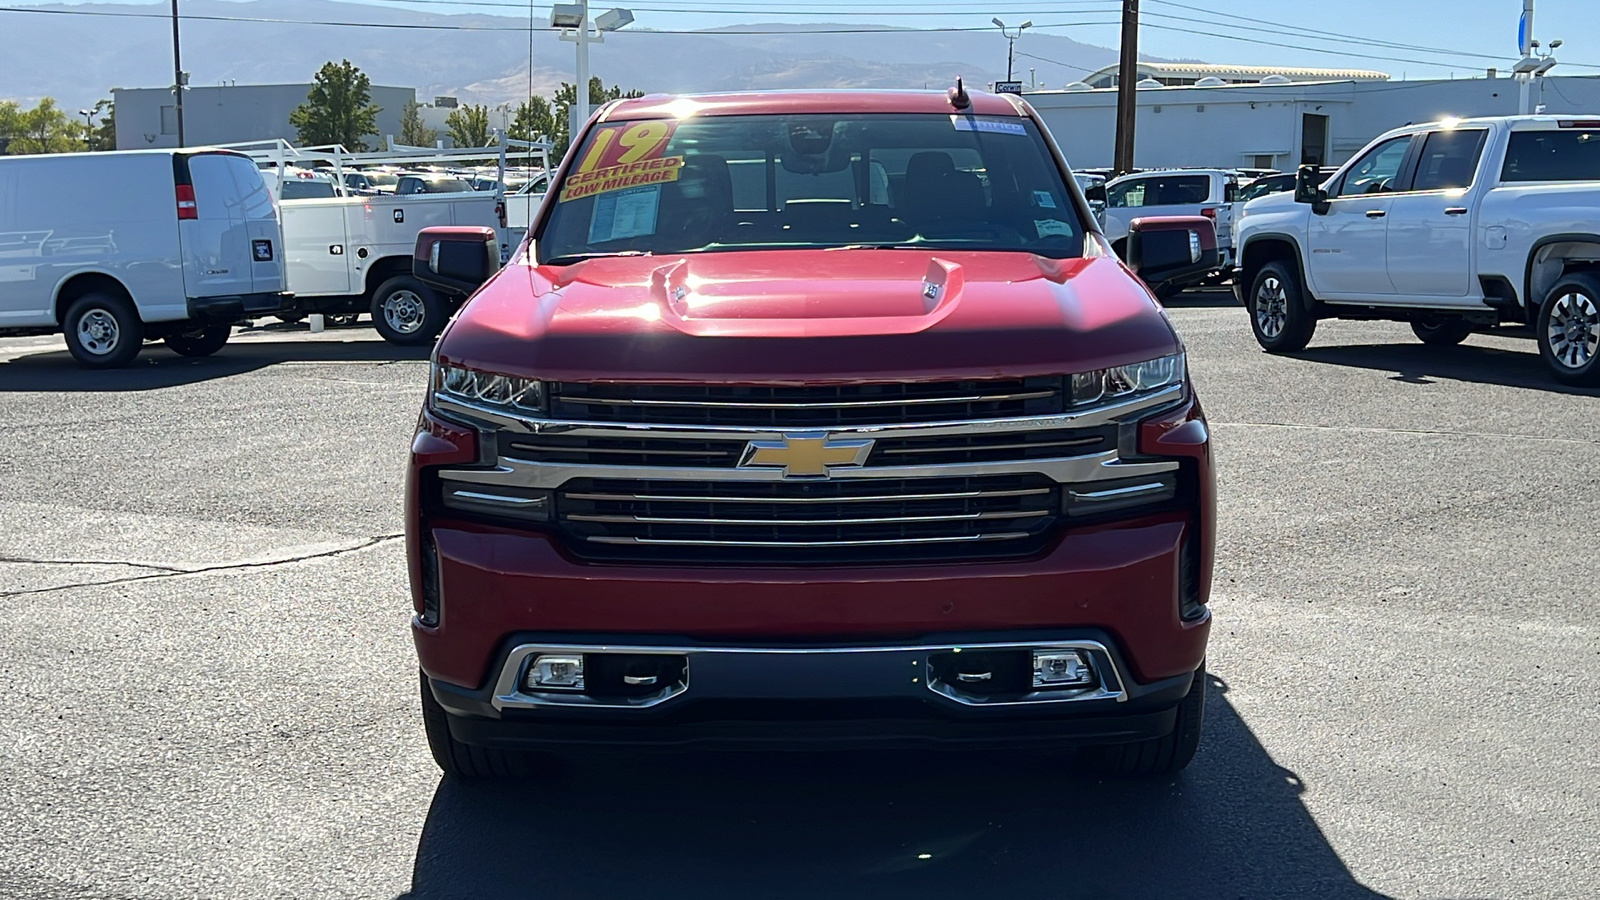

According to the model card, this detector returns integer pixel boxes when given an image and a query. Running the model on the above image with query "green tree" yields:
[399,100,436,147]
[5,98,82,154]
[509,96,554,144]
[550,78,644,159]
[445,103,491,149]
[0,100,20,154]
[87,98,115,151]
[289,60,381,151]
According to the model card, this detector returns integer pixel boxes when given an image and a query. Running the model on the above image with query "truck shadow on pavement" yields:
[396,675,1390,900]
[1290,341,1600,397]
[0,338,429,392]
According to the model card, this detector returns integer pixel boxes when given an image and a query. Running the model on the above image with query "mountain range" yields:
[0,0,1161,111]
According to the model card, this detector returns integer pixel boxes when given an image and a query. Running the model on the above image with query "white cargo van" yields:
[0,149,290,368]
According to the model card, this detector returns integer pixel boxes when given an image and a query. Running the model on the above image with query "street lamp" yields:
[552,2,635,134]
[78,108,97,151]
[992,18,1031,82]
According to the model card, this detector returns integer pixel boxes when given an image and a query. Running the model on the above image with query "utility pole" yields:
[1113,0,1139,175]
[171,0,185,147]
[1519,0,1534,114]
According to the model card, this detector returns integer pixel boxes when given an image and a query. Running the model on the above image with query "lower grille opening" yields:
[556,474,1060,564]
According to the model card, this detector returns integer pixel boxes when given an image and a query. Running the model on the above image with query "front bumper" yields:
[187,291,296,322]
[426,632,1198,751]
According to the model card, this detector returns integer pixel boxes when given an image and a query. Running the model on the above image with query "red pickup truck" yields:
[406,87,1218,778]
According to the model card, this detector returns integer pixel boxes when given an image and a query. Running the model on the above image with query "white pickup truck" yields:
[1234,115,1600,384]
[232,140,547,345]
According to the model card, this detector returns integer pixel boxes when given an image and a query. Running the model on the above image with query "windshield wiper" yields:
[540,250,653,266]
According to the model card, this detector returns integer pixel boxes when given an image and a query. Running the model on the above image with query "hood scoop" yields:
[649,256,966,337]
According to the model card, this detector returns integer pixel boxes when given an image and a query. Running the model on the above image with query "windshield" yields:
[537,112,1085,263]
[1237,175,1292,203]
[281,180,339,200]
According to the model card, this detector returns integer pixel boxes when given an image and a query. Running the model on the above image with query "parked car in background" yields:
[406,88,1218,780]
[1235,115,1600,384]
[265,167,344,200]
[396,174,477,195]
[1236,168,1337,204]
[236,142,509,345]
[502,172,551,235]
[340,170,400,196]
[1103,168,1242,296]
[0,148,289,367]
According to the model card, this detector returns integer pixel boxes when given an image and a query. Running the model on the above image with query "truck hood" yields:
[437,249,1180,383]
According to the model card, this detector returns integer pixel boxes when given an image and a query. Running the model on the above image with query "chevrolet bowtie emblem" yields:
[740,433,875,478]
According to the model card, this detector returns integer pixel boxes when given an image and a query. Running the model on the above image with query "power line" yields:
[1147,0,1510,63]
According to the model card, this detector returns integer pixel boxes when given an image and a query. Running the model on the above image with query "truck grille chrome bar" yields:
[585,532,1034,548]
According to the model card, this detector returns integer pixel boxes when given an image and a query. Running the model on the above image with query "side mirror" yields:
[1083,183,1107,204]
[1293,164,1327,205]
[414,226,501,296]
[1126,215,1219,299]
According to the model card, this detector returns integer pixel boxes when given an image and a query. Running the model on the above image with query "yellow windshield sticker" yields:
[560,156,684,202]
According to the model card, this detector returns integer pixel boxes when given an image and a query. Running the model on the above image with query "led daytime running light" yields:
[433,363,546,413]
[1070,352,1185,406]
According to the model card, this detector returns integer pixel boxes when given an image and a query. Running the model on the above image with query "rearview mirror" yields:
[414,226,501,297]
[1125,215,1219,300]
[1293,164,1326,205]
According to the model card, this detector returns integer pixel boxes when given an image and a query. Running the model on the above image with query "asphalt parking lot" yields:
[1,304,1596,899]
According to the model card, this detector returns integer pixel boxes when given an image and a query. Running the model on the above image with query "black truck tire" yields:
[62,292,144,369]
[420,671,542,779]
[1537,273,1600,386]
[1247,261,1316,353]
[1079,665,1206,777]
[164,324,232,357]
[372,275,447,346]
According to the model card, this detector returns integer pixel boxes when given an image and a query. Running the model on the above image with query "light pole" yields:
[171,0,185,147]
[79,108,97,151]
[552,3,634,137]
[992,18,1031,82]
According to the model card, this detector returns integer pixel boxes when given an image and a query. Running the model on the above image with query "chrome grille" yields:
[498,432,745,468]
[548,377,1065,428]
[557,475,1059,562]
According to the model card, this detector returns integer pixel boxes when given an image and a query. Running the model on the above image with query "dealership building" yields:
[1027,69,1600,172]
[113,83,416,150]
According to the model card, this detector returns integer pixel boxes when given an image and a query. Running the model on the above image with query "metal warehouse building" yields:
[1029,73,1600,172]
[113,83,416,150]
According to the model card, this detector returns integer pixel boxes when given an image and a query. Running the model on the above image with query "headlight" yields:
[432,362,546,415]
[1069,352,1185,406]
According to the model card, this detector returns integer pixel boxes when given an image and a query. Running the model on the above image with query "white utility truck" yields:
[1235,115,1600,384]
[0,148,289,368]
[232,139,545,345]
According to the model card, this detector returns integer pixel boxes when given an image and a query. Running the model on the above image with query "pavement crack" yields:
[1217,421,1600,446]
[0,534,404,598]
[0,557,189,574]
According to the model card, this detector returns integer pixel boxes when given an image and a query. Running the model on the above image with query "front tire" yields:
[1247,261,1316,352]
[62,292,144,369]
[1079,664,1206,777]
[1410,317,1473,346]
[371,275,447,346]
[1538,273,1600,386]
[163,324,232,358]
[420,671,543,779]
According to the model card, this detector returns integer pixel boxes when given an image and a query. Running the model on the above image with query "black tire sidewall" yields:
[1537,275,1600,385]
[1247,262,1314,352]
[371,275,445,346]
[63,293,143,368]
[1411,318,1473,346]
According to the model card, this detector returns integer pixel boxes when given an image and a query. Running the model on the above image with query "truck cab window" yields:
[1333,137,1410,197]
[1411,129,1488,192]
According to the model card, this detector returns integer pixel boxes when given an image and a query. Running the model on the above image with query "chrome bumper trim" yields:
[490,640,1129,712]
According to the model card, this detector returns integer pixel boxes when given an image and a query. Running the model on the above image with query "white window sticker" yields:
[1033,190,1057,209]
[951,116,1028,136]
[1035,219,1073,238]
[588,185,661,244]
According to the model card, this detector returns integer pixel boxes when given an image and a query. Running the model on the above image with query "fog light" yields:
[1033,651,1094,688]
[526,655,584,691]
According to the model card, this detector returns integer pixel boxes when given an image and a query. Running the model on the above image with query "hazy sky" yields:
[12,0,1600,82]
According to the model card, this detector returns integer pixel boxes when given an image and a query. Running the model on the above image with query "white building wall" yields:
[1029,75,1600,172]
[114,84,415,150]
